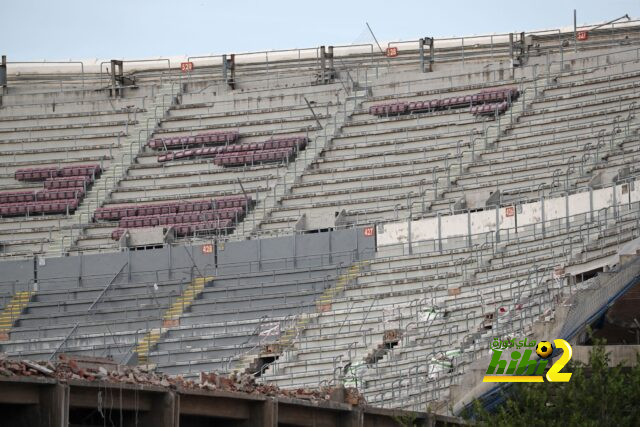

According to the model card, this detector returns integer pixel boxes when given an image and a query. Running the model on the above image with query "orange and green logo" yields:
[482,338,572,383]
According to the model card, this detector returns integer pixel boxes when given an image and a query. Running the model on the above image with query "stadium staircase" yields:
[0,290,34,340]
[233,87,358,238]
[135,275,212,364]
[235,260,368,375]
[52,82,177,256]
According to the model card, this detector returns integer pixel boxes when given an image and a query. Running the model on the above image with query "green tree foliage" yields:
[470,340,640,427]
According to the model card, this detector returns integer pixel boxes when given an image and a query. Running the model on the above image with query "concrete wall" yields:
[0,228,375,293]
[573,345,640,367]
[377,180,640,247]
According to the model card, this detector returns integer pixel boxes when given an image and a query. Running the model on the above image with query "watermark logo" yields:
[482,338,572,383]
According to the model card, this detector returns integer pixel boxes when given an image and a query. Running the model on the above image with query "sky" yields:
[2,0,640,61]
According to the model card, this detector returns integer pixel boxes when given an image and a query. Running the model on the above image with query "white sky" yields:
[2,0,640,61]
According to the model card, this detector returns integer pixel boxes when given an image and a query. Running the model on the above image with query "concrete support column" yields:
[566,193,570,231]
[341,407,363,427]
[428,37,434,71]
[141,391,180,427]
[327,46,334,70]
[246,398,277,427]
[541,197,546,238]
[419,38,425,73]
[39,384,69,427]
[320,45,326,83]
[0,55,6,100]
[437,213,442,252]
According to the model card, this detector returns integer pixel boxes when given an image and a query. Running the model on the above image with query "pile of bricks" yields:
[0,355,366,405]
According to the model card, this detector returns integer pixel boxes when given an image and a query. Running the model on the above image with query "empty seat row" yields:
[111,218,233,240]
[147,131,239,150]
[44,176,93,190]
[0,188,85,204]
[118,206,245,228]
[470,101,509,116]
[59,164,102,178]
[94,196,253,221]
[369,87,519,116]
[0,199,79,217]
[157,136,308,163]
[213,147,293,167]
[14,164,101,182]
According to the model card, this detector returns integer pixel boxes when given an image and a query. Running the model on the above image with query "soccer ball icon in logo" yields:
[536,341,553,359]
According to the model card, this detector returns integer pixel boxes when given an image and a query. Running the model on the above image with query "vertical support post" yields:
[110,60,117,98]
[320,46,326,84]
[574,9,578,54]
[495,205,500,244]
[467,210,472,248]
[541,197,546,238]
[0,55,6,100]
[140,391,179,427]
[39,384,69,427]
[222,54,228,83]
[546,50,550,85]
[509,33,514,64]
[419,38,425,73]
[437,212,442,252]
[229,54,236,89]
[613,182,618,219]
[428,37,434,71]
[293,233,297,269]
[407,217,413,255]
[327,45,334,71]
[248,398,277,427]
[589,187,594,222]
[565,193,570,231]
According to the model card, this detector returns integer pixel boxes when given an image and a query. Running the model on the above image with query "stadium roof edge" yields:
[5,17,640,75]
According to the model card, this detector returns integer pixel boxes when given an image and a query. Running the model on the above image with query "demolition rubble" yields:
[0,354,366,405]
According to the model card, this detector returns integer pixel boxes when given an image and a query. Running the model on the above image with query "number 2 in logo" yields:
[546,339,572,382]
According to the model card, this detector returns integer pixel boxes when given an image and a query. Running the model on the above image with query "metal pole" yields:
[419,38,425,73]
[366,22,386,55]
[574,9,577,54]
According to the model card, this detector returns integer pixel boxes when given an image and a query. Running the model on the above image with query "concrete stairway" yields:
[0,290,34,340]
[235,94,355,238]
[49,83,177,256]
[136,276,212,364]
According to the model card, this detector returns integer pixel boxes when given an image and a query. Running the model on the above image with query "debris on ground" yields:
[0,354,365,406]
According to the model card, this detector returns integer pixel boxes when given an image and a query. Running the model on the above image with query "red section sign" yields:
[181,61,194,72]
[201,244,213,254]
[505,206,515,217]
[577,31,588,41]
[363,226,375,237]
[386,47,398,57]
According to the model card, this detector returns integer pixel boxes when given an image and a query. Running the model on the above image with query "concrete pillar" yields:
[341,407,363,427]
[419,38,425,73]
[39,384,69,427]
[222,54,228,83]
[509,33,514,63]
[320,46,326,83]
[0,55,6,96]
[140,391,179,427]
[565,193,570,231]
[541,197,546,238]
[437,213,442,252]
[428,37,434,71]
[327,46,334,70]
[246,398,277,427]
[407,217,413,255]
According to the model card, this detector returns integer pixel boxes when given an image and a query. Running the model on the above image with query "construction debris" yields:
[0,354,365,406]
